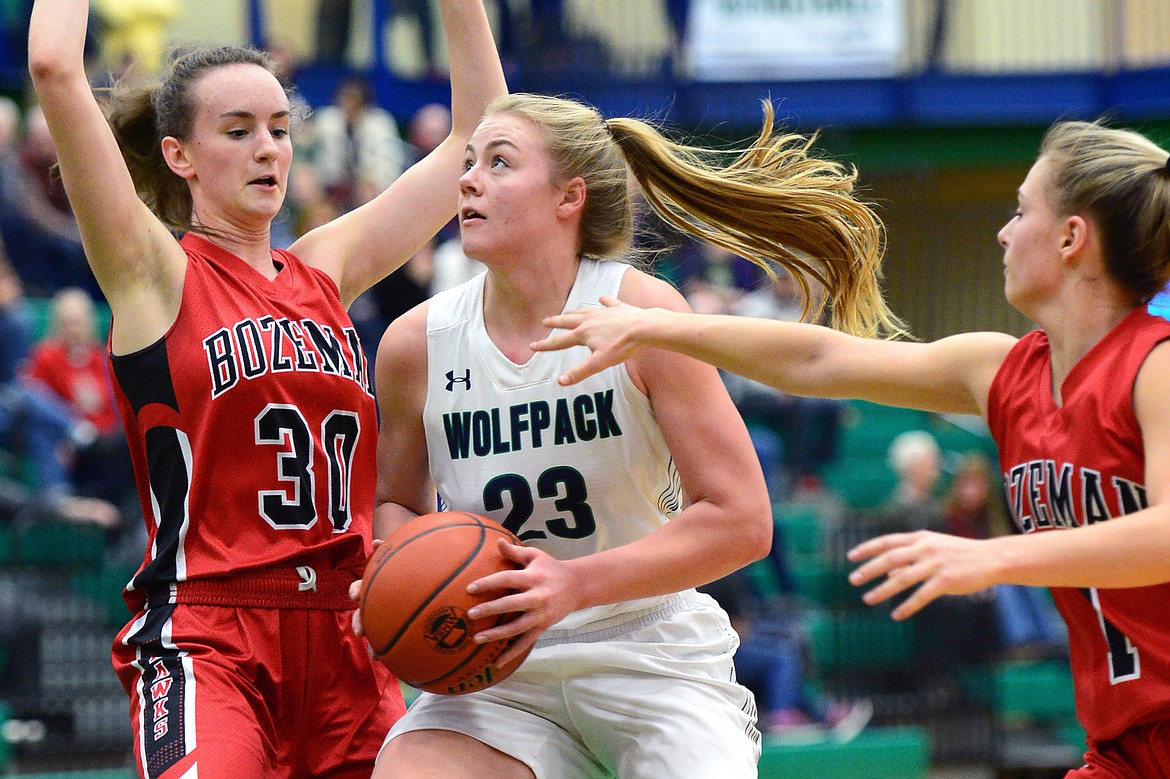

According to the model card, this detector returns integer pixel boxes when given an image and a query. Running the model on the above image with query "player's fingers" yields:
[848,542,923,587]
[858,562,927,606]
[349,580,362,601]
[351,608,366,638]
[471,608,536,645]
[496,537,535,562]
[530,331,578,352]
[847,531,920,563]
[890,580,944,621]
[466,586,529,620]
[495,631,539,668]
[537,311,587,333]
[472,619,528,646]
[557,353,612,386]
[467,570,528,600]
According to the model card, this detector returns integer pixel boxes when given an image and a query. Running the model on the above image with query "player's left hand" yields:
[531,296,647,385]
[350,538,384,640]
[847,530,1001,620]
[464,539,582,666]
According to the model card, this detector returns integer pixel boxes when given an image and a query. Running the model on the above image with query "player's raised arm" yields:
[293,0,508,304]
[28,0,186,340]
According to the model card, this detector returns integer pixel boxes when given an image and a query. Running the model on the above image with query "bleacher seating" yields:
[819,400,997,510]
[759,726,930,778]
[0,701,9,772]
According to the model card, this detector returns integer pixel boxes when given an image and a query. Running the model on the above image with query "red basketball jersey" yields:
[111,234,376,608]
[987,308,1170,743]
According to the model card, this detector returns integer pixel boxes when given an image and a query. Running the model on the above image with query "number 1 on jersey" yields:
[1085,587,1140,684]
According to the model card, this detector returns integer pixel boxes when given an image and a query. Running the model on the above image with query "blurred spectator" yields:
[663,0,691,73]
[683,285,786,500]
[0,249,118,529]
[273,165,340,249]
[701,568,872,741]
[91,0,181,76]
[373,238,435,324]
[882,431,1000,669]
[21,287,138,525]
[664,0,691,42]
[0,104,98,298]
[404,102,460,243]
[883,429,945,531]
[882,433,1063,668]
[486,1,571,73]
[943,452,1009,539]
[528,0,567,48]
[945,453,1068,660]
[432,235,486,294]
[405,101,452,164]
[306,76,405,212]
[352,239,439,372]
[670,240,764,307]
[723,269,844,495]
[24,289,117,436]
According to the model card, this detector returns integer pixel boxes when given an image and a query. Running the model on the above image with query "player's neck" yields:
[483,256,580,363]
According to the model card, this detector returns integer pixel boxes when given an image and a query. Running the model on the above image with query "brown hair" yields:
[103,46,287,235]
[484,93,904,338]
[1039,120,1170,303]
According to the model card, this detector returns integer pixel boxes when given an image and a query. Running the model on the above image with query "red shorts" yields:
[111,570,406,779]
[1066,719,1170,778]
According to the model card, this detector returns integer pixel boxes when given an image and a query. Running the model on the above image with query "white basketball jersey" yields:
[423,259,685,630]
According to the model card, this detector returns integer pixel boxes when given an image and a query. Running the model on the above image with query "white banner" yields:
[686,0,906,81]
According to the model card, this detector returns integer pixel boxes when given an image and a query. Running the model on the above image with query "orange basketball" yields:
[359,511,532,695]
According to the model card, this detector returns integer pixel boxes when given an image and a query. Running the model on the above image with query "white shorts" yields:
[382,590,761,778]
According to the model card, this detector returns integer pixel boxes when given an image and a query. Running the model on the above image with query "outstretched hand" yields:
[531,297,648,385]
[847,530,1001,620]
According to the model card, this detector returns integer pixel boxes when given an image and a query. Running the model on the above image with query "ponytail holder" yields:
[1165,155,1170,171]
[601,117,615,141]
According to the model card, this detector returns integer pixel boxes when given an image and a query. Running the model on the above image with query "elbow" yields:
[739,500,774,563]
[27,53,56,85]
[27,49,73,89]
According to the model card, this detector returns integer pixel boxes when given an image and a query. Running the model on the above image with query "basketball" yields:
[359,511,533,695]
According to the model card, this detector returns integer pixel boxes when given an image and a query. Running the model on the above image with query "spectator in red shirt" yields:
[24,287,118,434]
[22,287,136,528]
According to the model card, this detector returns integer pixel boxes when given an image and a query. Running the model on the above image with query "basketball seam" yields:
[360,513,524,691]
[370,525,487,656]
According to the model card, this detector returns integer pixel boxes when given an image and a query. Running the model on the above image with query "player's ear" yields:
[1060,214,1093,260]
[161,136,196,180]
[557,177,586,219]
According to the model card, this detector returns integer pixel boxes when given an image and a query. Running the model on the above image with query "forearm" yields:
[440,0,507,139]
[638,310,834,396]
[995,508,1170,589]
[564,502,771,611]
[372,501,422,542]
